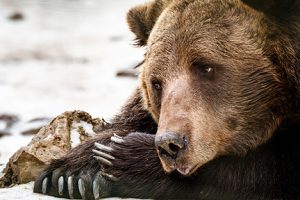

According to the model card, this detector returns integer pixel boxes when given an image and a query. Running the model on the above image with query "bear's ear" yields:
[242,0,300,19]
[126,0,172,46]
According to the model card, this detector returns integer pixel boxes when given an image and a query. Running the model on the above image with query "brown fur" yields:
[34,0,300,199]
[135,0,300,173]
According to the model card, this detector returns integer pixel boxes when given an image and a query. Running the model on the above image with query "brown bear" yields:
[34,0,300,199]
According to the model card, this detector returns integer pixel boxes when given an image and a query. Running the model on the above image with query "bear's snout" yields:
[155,132,187,165]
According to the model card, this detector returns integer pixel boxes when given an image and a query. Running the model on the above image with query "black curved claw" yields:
[92,141,119,181]
[35,167,114,199]
[34,169,69,198]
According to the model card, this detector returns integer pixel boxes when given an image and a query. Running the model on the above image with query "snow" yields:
[70,120,96,148]
[0,182,139,200]
[0,122,6,130]
[0,0,145,199]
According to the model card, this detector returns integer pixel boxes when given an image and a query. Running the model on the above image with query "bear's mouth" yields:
[176,164,198,176]
[159,157,198,176]
[158,153,200,176]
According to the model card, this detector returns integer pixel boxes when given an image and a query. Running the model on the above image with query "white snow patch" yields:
[78,120,96,136]
[0,121,6,130]
[0,181,138,200]
[0,182,68,200]
[71,120,96,148]
[70,121,82,148]
[70,130,81,148]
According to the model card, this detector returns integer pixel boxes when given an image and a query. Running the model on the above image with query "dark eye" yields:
[199,66,214,74]
[192,62,215,79]
[151,80,162,91]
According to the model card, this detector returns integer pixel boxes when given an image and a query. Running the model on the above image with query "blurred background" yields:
[0,0,143,198]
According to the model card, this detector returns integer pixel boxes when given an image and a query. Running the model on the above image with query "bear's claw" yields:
[78,178,86,199]
[34,149,115,199]
[111,133,125,144]
[93,142,115,166]
[94,142,113,152]
[67,176,74,199]
[35,136,124,199]
[92,173,113,199]
[93,175,101,199]
[92,149,115,160]
[93,155,113,166]
[92,135,122,180]
[93,135,121,168]
[42,177,48,194]
[58,176,64,195]
[92,138,118,166]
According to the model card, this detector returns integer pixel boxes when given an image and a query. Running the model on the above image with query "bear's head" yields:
[127,0,300,176]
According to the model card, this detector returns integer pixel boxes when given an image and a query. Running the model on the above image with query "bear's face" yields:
[128,0,298,176]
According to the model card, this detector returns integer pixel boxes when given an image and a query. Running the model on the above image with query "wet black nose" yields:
[155,132,186,160]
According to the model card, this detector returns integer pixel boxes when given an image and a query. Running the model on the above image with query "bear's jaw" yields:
[176,165,198,176]
[158,154,199,176]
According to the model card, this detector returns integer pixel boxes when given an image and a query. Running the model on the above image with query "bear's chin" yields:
[161,161,200,176]
[176,165,198,176]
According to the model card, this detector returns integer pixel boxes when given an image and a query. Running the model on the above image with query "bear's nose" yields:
[155,132,186,160]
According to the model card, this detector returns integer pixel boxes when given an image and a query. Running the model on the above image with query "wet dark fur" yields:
[34,0,300,199]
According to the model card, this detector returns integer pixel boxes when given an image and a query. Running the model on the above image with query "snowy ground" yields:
[0,0,144,199]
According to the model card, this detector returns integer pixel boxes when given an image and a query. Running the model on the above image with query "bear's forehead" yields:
[150,1,241,32]
[147,0,267,65]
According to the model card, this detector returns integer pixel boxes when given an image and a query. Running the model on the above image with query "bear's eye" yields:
[151,79,162,91]
[192,62,215,79]
[200,66,213,74]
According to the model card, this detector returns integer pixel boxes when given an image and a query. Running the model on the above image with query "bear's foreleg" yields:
[33,136,113,199]
[94,132,201,199]
[34,89,159,199]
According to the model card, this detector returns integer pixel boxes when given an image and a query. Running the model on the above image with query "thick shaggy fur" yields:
[33,93,300,199]
[34,0,300,199]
